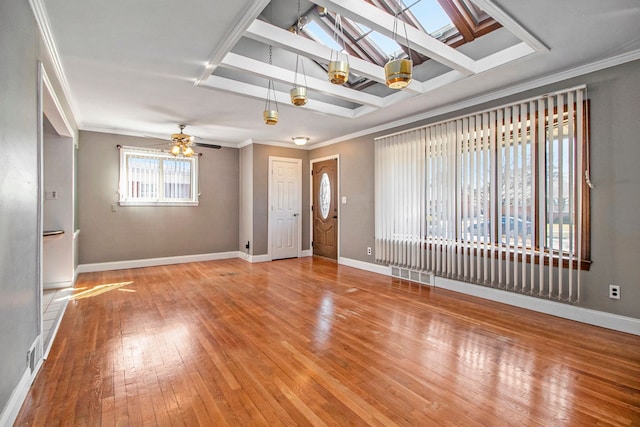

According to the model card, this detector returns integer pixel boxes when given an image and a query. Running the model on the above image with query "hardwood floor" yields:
[15,257,640,426]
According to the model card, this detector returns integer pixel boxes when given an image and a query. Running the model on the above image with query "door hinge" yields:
[311,241,314,247]
[311,205,314,211]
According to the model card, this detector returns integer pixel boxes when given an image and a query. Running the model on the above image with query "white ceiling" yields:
[37,0,640,148]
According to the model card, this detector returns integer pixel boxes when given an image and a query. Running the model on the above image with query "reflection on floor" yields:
[42,287,72,357]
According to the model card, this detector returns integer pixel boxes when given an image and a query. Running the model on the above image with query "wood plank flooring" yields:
[15,257,640,426]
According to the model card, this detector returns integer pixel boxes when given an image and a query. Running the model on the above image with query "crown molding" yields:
[80,125,238,148]
[29,0,81,127]
[314,48,640,149]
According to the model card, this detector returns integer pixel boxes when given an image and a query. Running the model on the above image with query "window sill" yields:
[119,201,199,207]
[422,240,591,271]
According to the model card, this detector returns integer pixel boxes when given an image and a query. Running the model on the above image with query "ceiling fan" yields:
[169,124,221,157]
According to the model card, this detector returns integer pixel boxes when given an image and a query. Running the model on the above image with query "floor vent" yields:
[391,267,432,285]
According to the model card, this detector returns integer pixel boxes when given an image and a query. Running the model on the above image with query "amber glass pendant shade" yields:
[385,58,412,89]
[263,109,279,125]
[290,86,307,106]
[328,60,349,85]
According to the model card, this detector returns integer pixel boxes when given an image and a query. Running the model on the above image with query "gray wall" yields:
[0,0,39,412]
[311,138,376,262]
[78,131,239,263]
[311,59,640,319]
[239,145,254,254]
[251,144,310,255]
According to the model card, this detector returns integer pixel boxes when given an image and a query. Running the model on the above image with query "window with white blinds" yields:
[375,86,590,302]
[118,146,199,206]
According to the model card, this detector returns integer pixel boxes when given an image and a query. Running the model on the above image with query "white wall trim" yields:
[0,368,32,427]
[0,335,44,427]
[77,251,241,273]
[246,254,272,263]
[29,0,81,127]
[338,257,391,276]
[337,258,639,336]
[434,277,640,336]
[300,249,313,257]
[194,0,270,85]
[313,48,640,149]
[43,280,73,290]
[268,156,303,261]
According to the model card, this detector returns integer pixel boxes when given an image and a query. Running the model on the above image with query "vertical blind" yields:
[375,87,589,302]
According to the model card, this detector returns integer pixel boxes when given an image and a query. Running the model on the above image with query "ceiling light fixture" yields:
[171,124,195,157]
[328,13,350,85]
[290,0,308,106]
[263,44,279,125]
[385,2,413,89]
[292,136,309,146]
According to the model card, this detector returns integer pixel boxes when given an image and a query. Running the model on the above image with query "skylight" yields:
[305,20,343,52]
[402,0,453,34]
[356,23,402,59]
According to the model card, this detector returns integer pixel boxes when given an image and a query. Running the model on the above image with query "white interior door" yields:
[270,157,301,260]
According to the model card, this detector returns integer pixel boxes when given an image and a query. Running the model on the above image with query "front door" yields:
[312,159,338,259]
[270,157,301,260]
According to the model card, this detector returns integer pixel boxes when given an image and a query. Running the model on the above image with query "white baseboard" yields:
[338,257,390,276]
[43,280,73,290]
[337,257,640,336]
[247,254,271,263]
[0,335,44,427]
[301,249,312,257]
[434,277,640,336]
[77,251,241,273]
[0,368,31,427]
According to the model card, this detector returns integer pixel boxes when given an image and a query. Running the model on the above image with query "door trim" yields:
[310,154,340,259]
[268,156,302,261]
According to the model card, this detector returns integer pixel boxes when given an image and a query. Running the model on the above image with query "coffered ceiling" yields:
[34,0,640,148]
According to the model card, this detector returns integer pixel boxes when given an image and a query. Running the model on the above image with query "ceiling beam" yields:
[313,0,477,75]
[245,19,422,94]
[471,0,548,52]
[220,52,385,108]
[194,0,271,85]
[202,75,356,118]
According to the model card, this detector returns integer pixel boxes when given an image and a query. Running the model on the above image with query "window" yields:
[118,146,198,206]
[375,87,590,301]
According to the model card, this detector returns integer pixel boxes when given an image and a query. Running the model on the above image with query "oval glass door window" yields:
[319,173,331,219]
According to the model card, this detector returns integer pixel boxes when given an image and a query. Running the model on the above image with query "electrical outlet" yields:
[367,247,372,255]
[609,285,620,300]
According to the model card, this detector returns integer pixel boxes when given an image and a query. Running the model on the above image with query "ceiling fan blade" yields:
[194,142,222,149]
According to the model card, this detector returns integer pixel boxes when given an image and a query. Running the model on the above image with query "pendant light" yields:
[328,13,350,85]
[263,45,279,125]
[384,2,413,89]
[290,0,308,106]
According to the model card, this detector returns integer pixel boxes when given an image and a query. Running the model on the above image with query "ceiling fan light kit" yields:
[170,124,196,157]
